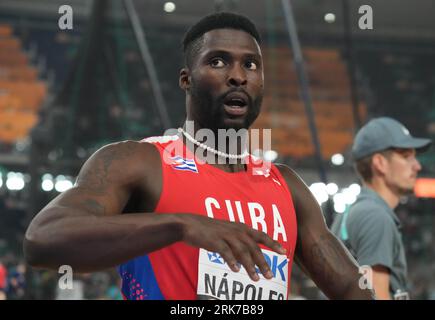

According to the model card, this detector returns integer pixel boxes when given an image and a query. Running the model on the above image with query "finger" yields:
[216,242,240,273]
[250,229,286,255]
[243,237,273,280]
[227,239,260,282]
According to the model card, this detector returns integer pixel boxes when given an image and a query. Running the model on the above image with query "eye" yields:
[404,152,414,160]
[210,58,226,68]
[245,60,258,70]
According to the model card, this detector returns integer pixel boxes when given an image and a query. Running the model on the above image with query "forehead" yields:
[200,28,261,56]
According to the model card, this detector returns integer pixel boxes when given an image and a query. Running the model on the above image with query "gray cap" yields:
[352,117,432,160]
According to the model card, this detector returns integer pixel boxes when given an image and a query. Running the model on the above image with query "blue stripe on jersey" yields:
[118,255,165,300]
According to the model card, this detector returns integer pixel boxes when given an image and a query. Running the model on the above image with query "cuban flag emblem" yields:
[170,155,199,173]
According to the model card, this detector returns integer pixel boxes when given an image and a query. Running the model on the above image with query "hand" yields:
[178,214,286,281]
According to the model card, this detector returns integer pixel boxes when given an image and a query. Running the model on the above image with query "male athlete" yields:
[24,12,374,300]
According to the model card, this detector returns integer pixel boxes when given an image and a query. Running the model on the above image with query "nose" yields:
[227,64,247,87]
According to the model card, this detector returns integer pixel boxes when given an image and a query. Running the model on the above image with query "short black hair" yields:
[182,12,261,67]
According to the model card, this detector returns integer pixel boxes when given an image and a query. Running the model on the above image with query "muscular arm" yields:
[276,164,375,300]
[24,141,182,272]
[24,140,284,281]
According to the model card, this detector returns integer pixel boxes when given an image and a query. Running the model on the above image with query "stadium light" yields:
[326,183,339,195]
[324,13,336,23]
[331,153,344,166]
[309,182,329,205]
[164,2,176,13]
[6,172,25,191]
[42,180,54,192]
[333,193,347,213]
[348,183,361,196]
[342,188,358,205]
[334,200,346,213]
[41,174,54,192]
[55,175,73,192]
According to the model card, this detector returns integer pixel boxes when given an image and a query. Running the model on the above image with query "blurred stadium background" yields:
[0,0,434,300]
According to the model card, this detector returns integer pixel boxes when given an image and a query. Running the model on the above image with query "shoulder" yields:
[77,139,161,187]
[273,163,318,215]
[141,135,179,145]
[348,199,394,226]
[274,163,306,188]
[273,164,330,235]
[273,163,312,201]
[91,139,160,167]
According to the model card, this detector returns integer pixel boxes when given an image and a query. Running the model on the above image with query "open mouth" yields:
[223,93,248,116]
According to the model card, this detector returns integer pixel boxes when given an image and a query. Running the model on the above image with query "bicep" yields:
[39,141,148,219]
[47,185,125,218]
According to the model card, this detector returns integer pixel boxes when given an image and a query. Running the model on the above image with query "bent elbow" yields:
[23,229,59,270]
[23,235,45,268]
[23,210,64,269]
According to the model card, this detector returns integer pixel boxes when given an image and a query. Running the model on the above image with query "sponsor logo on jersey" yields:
[198,248,288,300]
[206,250,288,282]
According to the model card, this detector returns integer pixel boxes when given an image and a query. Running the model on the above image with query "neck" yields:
[365,178,400,209]
[180,121,249,171]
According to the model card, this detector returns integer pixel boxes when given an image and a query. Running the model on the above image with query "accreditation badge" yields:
[196,248,288,300]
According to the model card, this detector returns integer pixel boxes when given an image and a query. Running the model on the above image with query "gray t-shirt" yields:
[330,187,409,299]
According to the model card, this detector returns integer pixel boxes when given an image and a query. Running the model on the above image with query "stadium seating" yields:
[0,24,46,143]
[254,47,367,159]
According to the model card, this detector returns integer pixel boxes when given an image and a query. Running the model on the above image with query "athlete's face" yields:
[382,148,422,195]
[180,29,264,131]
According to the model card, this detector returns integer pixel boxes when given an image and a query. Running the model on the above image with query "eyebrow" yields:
[392,148,415,155]
[202,49,262,61]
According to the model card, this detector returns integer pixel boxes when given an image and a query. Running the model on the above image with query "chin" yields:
[397,186,415,196]
[217,116,250,130]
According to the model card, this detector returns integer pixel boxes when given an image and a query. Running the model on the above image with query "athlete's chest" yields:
[157,165,294,243]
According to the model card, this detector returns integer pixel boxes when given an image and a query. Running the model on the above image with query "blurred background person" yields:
[0,259,7,300]
[331,117,431,299]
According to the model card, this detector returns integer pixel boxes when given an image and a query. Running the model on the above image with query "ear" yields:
[179,68,191,91]
[372,153,389,176]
